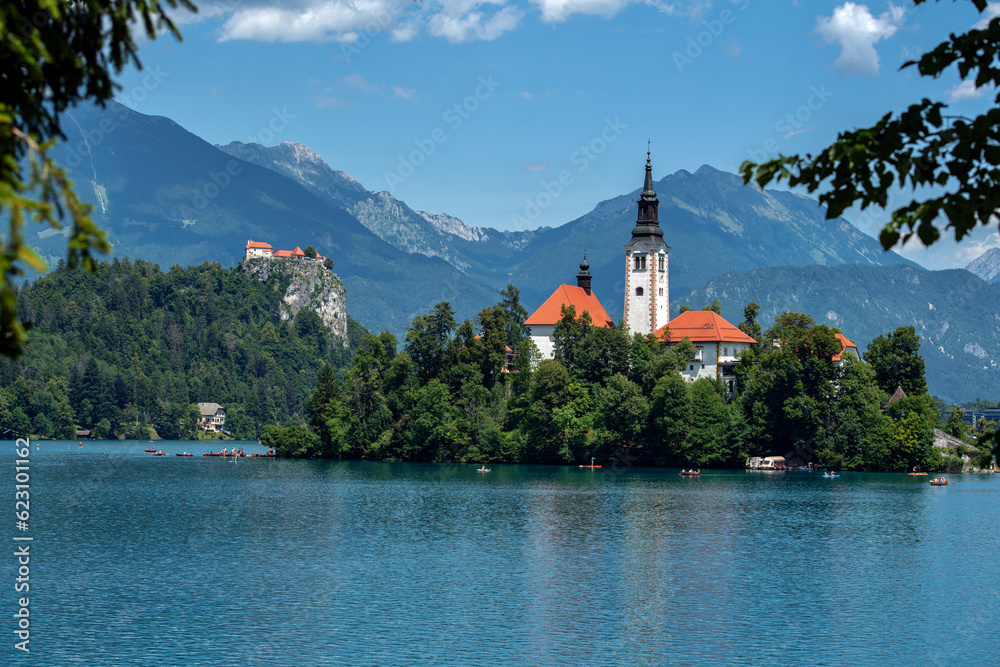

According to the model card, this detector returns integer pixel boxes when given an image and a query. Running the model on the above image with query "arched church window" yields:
[658,288,664,296]
[635,287,643,296]
[658,255,665,272]
[633,255,646,270]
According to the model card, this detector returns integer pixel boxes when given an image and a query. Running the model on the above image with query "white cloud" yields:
[393,85,417,99]
[974,3,1000,29]
[213,0,524,44]
[218,1,403,42]
[946,79,992,103]
[816,2,905,77]
[390,20,420,42]
[531,0,634,23]
[427,6,524,43]
[525,161,548,171]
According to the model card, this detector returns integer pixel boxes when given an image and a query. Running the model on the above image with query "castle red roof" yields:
[524,285,613,328]
[655,310,757,344]
[246,240,273,250]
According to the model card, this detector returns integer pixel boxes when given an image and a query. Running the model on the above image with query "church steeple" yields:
[623,147,670,336]
[576,250,592,295]
[632,148,663,242]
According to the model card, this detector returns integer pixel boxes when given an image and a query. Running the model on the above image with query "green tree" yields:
[701,300,722,314]
[303,245,317,258]
[740,0,1000,253]
[1,0,194,358]
[944,407,969,440]
[405,302,456,381]
[865,326,928,397]
[738,302,763,344]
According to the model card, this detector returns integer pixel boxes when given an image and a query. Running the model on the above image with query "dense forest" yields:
[0,259,365,440]
[268,293,997,472]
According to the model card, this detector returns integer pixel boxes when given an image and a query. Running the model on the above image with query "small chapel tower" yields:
[623,150,670,335]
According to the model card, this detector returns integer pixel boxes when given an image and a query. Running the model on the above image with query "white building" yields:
[654,310,758,394]
[623,151,670,335]
[524,254,614,360]
[244,240,273,260]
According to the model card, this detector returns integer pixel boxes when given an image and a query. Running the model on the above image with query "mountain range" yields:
[36,101,999,402]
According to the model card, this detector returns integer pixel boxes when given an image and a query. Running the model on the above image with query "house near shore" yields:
[244,240,326,263]
[197,403,226,433]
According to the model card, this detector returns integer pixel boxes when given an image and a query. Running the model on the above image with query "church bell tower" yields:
[623,150,669,335]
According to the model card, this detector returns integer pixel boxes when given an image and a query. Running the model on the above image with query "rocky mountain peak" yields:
[966,247,1000,283]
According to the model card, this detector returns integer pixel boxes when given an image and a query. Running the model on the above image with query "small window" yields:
[658,288,664,296]
[635,287,643,296]
[724,347,729,356]
[689,365,694,371]
[633,255,646,270]
[658,255,665,272]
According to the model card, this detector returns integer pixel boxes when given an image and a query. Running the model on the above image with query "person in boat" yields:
[480,465,487,471]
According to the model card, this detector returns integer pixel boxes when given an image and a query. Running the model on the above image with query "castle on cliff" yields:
[244,240,326,263]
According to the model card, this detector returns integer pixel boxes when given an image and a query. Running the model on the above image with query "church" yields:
[524,150,756,386]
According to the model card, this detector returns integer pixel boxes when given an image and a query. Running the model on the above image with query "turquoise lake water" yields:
[3,439,998,666]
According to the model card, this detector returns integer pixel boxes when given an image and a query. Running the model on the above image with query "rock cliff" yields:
[242,258,348,346]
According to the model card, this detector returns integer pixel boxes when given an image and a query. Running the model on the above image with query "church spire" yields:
[631,148,662,242]
[576,250,592,295]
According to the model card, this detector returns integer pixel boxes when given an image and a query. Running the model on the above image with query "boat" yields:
[928,479,951,486]
[251,453,276,458]
[477,467,491,473]
[823,474,840,478]
[745,456,787,471]
[908,472,928,476]
[151,451,167,456]
[144,448,156,452]
[176,453,193,457]
[579,464,602,469]
[679,470,701,476]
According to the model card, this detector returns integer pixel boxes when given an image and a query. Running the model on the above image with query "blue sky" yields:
[113,0,1000,270]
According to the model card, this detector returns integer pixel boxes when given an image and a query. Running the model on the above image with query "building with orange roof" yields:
[655,309,757,392]
[524,253,614,360]
[244,240,273,260]
[244,240,326,263]
[832,332,861,366]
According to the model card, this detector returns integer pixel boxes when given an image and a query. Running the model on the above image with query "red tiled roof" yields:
[246,240,273,250]
[832,332,859,362]
[272,249,293,258]
[524,285,614,328]
[655,310,757,344]
[291,246,305,256]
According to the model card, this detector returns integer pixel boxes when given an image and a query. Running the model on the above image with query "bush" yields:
[817,449,844,470]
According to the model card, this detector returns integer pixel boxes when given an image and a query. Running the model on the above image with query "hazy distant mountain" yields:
[217,141,537,286]
[47,102,498,335]
[966,247,1000,283]
[508,165,917,320]
[677,263,1000,404]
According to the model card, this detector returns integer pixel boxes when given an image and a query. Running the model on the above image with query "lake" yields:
[4,439,997,666]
